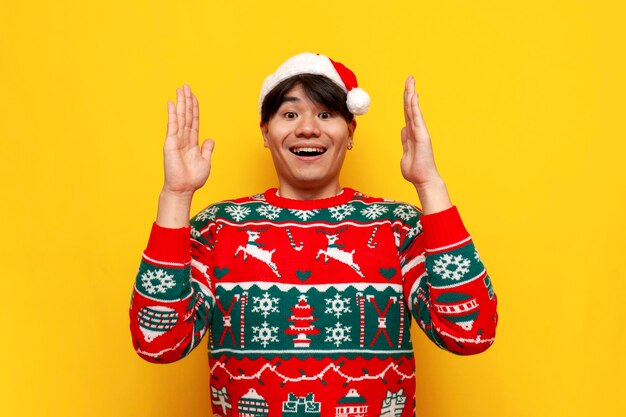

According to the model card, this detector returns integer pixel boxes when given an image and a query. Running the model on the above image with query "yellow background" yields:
[1,1,624,416]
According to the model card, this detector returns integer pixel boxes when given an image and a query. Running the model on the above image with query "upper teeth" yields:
[293,147,325,153]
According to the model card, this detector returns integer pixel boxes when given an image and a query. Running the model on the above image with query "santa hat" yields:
[258,52,370,117]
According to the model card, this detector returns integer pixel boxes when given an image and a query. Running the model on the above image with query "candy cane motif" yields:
[356,292,365,348]
[285,227,304,251]
[398,298,405,348]
[367,225,379,249]
[239,292,248,348]
[206,223,224,249]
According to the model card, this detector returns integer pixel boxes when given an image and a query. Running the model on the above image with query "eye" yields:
[318,111,332,120]
[284,111,298,119]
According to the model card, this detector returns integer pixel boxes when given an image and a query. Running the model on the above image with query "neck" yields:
[277,182,342,200]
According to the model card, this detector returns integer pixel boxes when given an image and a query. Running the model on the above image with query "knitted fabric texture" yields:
[129,189,498,417]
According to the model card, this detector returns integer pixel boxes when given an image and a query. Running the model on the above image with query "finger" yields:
[176,88,186,140]
[200,138,215,160]
[192,93,199,134]
[400,127,409,153]
[403,76,412,125]
[184,84,193,131]
[409,81,428,132]
[166,100,178,139]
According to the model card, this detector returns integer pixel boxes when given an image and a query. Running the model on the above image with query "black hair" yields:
[261,74,354,124]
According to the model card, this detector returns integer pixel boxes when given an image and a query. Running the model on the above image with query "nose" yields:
[295,115,321,138]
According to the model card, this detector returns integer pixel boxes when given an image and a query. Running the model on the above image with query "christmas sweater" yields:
[130,188,497,417]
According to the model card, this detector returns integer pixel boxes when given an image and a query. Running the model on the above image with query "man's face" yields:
[260,85,356,197]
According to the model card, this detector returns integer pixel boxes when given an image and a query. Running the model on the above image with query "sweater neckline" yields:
[264,188,356,210]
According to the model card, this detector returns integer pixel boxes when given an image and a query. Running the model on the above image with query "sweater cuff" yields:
[420,206,470,250]
[144,222,191,264]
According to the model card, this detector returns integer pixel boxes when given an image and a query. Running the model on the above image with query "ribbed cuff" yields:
[144,222,191,264]
[420,206,470,250]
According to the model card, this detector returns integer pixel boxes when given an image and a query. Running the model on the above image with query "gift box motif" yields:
[211,386,232,417]
[380,389,406,417]
[281,392,321,416]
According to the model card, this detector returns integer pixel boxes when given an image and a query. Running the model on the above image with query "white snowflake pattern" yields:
[360,204,389,219]
[251,321,279,347]
[196,206,220,222]
[328,204,356,221]
[325,322,352,347]
[433,254,471,281]
[191,226,201,238]
[393,204,418,221]
[406,220,423,239]
[325,294,352,318]
[252,292,280,318]
[224,205,251,221]
[140,269,176,295]
[289,209,319,221]
[474,250,481,262]
[256,205,283,220]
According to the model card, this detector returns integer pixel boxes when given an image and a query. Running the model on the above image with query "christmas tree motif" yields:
[212,386,233,417]
[335,389,368,417]
[284,295,320,348]
[237,388,269,417]
[137,306,178,342]
[380,389,406,417]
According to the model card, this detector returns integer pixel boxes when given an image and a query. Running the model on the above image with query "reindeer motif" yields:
[235,227,281,277]
[315,228,365,277]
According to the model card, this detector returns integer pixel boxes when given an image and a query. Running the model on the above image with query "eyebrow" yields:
[281,96,301,103]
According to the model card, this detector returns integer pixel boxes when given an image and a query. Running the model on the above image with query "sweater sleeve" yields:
[129,219,216,363]
[400,205,498,355]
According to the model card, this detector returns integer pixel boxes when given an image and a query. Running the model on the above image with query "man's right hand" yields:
[157,84,214,228]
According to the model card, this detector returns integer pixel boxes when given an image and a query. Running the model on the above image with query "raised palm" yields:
[163,84,214,196]
[400,76,441,188]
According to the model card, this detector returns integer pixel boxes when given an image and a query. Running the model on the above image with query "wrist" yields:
[412,175,445,195]
[156,189,194,228]
[159,187,195,204]
[413,177,452,214]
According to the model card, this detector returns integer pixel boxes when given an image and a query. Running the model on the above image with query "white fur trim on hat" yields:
[259,52,369,117]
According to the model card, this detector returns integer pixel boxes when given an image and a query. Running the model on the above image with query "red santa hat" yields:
[258,52,370,117]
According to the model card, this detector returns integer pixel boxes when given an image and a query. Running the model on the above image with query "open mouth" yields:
[289,147,327,157]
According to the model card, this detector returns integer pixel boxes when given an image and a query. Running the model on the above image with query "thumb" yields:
[400,127,409,153]
[200,138,215,160]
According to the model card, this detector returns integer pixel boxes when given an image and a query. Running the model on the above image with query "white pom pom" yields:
[346,87,370,115]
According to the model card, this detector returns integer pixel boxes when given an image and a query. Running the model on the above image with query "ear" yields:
[348,119,357,139]
[260,121,269,148]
